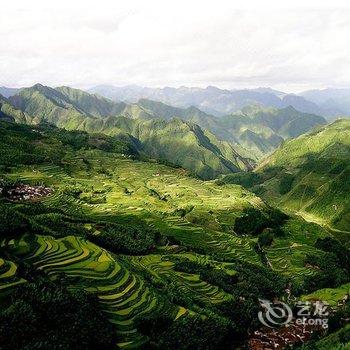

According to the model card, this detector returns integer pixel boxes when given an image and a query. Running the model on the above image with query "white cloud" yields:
[1,0,350,92]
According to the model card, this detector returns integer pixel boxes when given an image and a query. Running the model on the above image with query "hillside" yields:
[7,85,328,163]
[2,3,350,349]
[0,94,31,124]
[117,99,327,160]
[1,120,347,349]
[221,119,350,233]
[4,83,345,119]
[217,105,327,159]
[55,86,130,117]
[84,116,254,179]
[8,85,253,179]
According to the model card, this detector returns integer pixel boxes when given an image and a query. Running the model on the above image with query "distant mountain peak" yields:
[31,83,50,92]
[89,84,332,117]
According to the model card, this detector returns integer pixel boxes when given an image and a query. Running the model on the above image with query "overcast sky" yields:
[1,0,350,92]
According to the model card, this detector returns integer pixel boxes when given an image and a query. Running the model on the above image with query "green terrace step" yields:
[0,258,26,295]
[265,242,319,278]
[130,254,232,306]
[2,235,173,348]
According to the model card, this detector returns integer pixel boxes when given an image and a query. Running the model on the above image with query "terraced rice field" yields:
[302,283,350,306]
[262,166,350,233]
[266,243,317,278]
[6,154,264,262]
[0,255,26,294]
[263,218,330,279]
[4,154,327,281]
[1,152,334,349]
[1,234,176,349]
[130,253,233,306]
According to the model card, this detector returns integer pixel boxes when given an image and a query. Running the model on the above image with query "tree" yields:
[0,278,116,350]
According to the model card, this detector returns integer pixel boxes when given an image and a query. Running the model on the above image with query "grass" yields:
[130,253,233,305]
[254,119,350,232]
[263,218,330,281]
[302,283,350,306]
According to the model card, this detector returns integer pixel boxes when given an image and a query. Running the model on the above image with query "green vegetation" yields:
[91,223,163,255]
[216,104,326,159]
[233,206,288,236]
[3,84,328,179]
[302,283,350,306]
[303,252,348,292]
[0,88,349,350]
[136,311,233,350]
[173,260,238,294]
[0,278,116,350]
[0,121,137,169]
[0,94,30,124]
[301,237,350,292]
[7,85,253,179]
[221,119,350,233]
[299,324,350,350]
[1,233,174,348]
[122,100,326,160]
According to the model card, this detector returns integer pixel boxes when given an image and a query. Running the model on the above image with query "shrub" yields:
[89,223,162,255]
[303,253,348,292]
[159,314,232,350]
[233,207,288,236]
[258,228,274,247]
[33,213,89,238]
[215,298,259,336]
[0,204,29,238]
[217,172,263,188]
[0,279,116,350]
[279,173,295,194]
[315,237,350,274]
[173,260,238,294]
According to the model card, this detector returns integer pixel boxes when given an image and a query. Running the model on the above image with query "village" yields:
[1,184,53,201]
[248,321,321,350]
[249,294,349,349]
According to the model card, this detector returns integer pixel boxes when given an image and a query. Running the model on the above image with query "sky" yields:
[1,0,350,93]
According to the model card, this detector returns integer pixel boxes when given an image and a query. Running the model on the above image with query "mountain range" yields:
[0,84,330,178]
[2,82,347,235]
[0,83,333,178]
[301,88,350,117]
[220,119,350,233]
[1,82,349,350]
[5,84,253,179]
[4,84,350,120]
[89,85,348,119]
[257,119,350,232]
[4,84,326,155]
[0,94,30,124]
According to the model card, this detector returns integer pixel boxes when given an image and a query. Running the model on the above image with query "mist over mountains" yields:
[3,83,350,119]
[88,84,349,119]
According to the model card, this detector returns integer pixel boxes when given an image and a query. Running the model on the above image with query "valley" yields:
[2,2,350,349]
[0,84,349,350]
